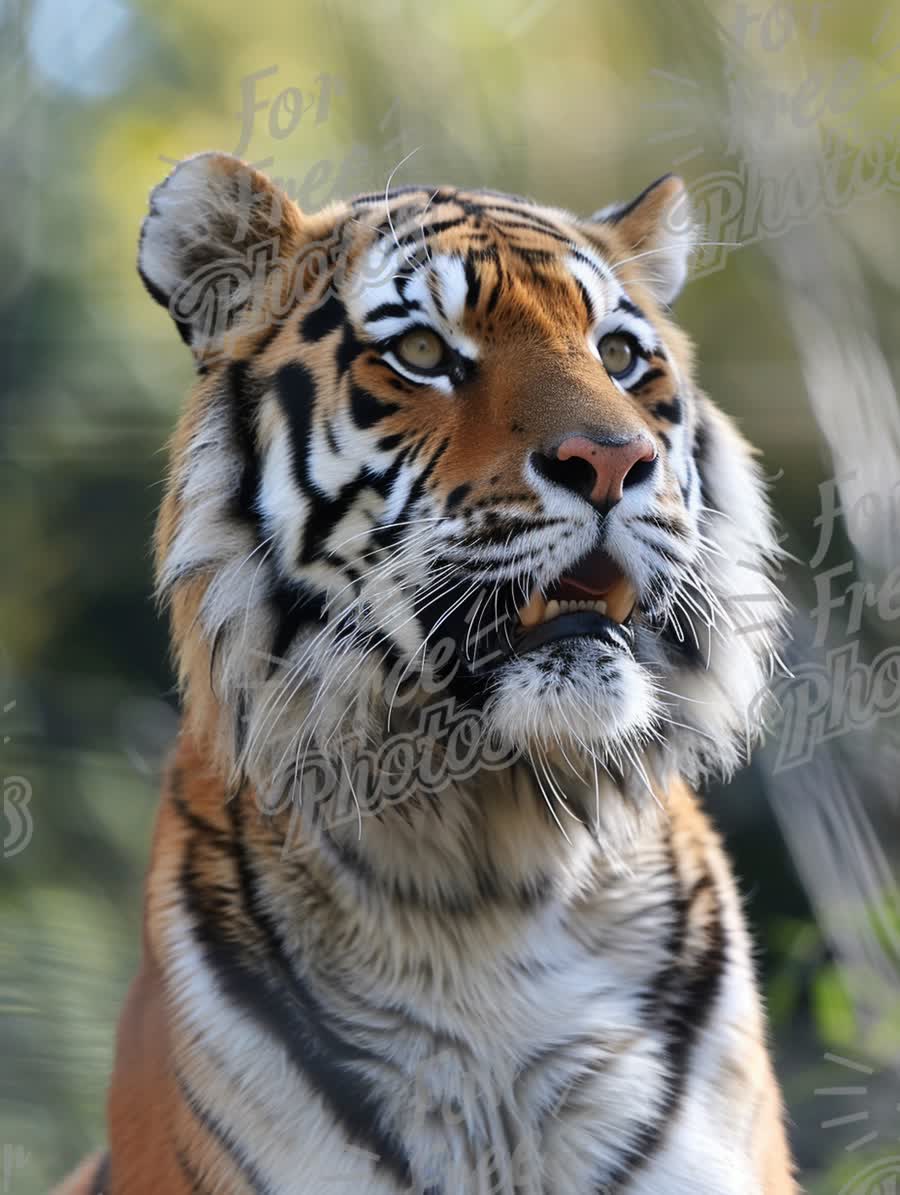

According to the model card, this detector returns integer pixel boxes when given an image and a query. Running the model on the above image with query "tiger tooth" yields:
[605,579,638,624]
[518,589,547,628]
[528,594,620,626]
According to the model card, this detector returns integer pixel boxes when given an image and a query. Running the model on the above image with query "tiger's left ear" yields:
[138,152,306,361]
[590,174,695,306]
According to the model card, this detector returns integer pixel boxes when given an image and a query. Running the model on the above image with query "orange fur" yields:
[54,157,797,1193]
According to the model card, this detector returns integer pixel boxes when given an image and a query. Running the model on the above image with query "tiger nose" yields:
[535,435,658,511]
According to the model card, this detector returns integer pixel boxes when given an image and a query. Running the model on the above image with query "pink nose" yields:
[555,435,657,508]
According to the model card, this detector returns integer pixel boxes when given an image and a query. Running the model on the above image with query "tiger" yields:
[54,151,797,1194]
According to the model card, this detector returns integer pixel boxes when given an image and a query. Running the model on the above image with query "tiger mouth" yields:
[513,546,637,656]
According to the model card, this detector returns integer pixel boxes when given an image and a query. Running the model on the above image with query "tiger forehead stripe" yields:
[430,255,469,325]
[563,247,662,355]
[608,301,664,357]
[565,247,617,325]
[349,245,481,364]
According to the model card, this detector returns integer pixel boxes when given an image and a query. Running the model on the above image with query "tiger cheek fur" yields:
[53,154,797,1194]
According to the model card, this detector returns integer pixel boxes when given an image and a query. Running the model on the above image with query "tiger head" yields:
[141,153,783,815]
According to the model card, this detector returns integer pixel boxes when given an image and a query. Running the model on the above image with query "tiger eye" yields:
[396,329,446,371]
[598,332,635,377]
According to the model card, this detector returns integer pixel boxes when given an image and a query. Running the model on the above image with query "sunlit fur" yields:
[145,155,784,828]
[53,155,796,1195]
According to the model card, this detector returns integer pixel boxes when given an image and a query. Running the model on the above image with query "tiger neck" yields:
[243,749,668,938]
[165,731,681,1041]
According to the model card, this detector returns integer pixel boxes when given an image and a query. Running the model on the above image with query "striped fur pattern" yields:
[56,154,795,1193]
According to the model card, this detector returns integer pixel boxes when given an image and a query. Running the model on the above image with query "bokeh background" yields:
[2,0,900,1190]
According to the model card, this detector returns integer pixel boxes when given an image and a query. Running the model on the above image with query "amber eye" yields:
[395,328,447,372]
[598,332,637,377]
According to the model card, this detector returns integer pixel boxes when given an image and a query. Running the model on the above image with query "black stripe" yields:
[365,302,413,324]
[479,202,566,232]
[273,363,317,483]
[234,689,248,767]
[693,416,714,510]
[274,363,326,560]
[401,436,449,513]
[635,513,687,539]
[600,861,725,1192]
[469,490,533,508]
[569,247,606,277]
[428,273,447,322]
[335,321,367,376]
[574,277,595,324]
[638,836,689,1021]
[175,1145,209,1194]
[137,210,192,347]
[350,385,400,430]
[89,1152,111,1195]
[485,261,504,316]
[596,174,674,224]
[399,215,470,244]
[463,252,481,309]
[459,515,563,548]
[366,448,409,507]
[628,368,665,393]
[404,433,427,465]
[180,806,413,1186]
[268,582,328,673]
[226,363,334,671]
[445,483,472,513]
[488,217,570,243]
[693,419,709,463]
[172,789,236,851]
[506,245,555,265]
[177,1067,271,1194]
[467,245,500,264]
[301,293,346,341]
[351,184,442,205]
[378,432,405,451]
[227,362,263,533]
[652,395,682,422]
[276,365,403,565]
[616,296,647,320]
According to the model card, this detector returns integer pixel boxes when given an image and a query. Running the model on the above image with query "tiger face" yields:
[141,154,783,812]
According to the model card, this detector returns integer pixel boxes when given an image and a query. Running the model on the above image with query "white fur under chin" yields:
[485,641,659,762]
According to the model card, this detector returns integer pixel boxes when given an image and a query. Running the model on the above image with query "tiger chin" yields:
[55,154,798,1194]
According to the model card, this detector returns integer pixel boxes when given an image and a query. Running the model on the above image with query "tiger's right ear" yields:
[138,152,305,361]
[590,174,696,306]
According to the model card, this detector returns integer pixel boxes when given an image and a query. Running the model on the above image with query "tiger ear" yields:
[591,174,695,306]
[138,152,305,361]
